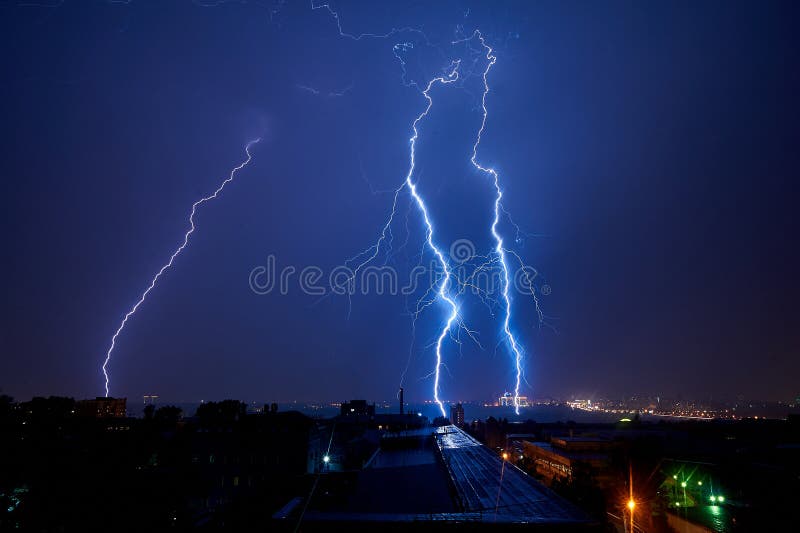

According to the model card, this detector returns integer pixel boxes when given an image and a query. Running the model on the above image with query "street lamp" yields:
[501,452,509,460]
[322,455,330,464]
[627,500,635,511]
[681,480,687,507]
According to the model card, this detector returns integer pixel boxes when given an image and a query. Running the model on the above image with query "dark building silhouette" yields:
[336,399,425,432]
[0,396,327,530]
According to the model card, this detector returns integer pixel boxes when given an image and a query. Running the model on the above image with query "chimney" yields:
[399,387,404,415]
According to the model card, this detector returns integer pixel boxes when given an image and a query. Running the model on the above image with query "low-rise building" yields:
[522,436,616,487]
[76,397,127,418]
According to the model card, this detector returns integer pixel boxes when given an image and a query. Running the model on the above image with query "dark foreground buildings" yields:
[1,396,324,530]
[470,412,800,532]
[274,424,597,531]
[0,396,598,531]
[2,394,798,531]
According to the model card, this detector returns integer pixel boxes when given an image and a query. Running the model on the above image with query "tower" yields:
[450,403,464,427]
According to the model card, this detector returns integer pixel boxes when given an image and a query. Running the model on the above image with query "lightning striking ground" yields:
[404,66,462,417]
[340,64,462,417]
[466,31,525,414]
[101,139,261,397]
[314,4,539,415]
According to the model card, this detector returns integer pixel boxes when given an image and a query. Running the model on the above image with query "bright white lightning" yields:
[466,31,525,414]
[101,139,261,397]
[314,3,534,414]
[404,66,461,418]
[343,65,461,418]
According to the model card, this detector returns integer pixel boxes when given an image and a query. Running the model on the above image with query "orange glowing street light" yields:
[501,452,509,460]
[626,462,636,533]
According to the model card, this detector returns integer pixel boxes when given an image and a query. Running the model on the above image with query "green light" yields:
[718,496,725,503]
[620,418,632,422]
[673,474,678,479]
[697,481,703,486]
[681,481,687,488]
[710,496,716,502]
[676,502,680,507]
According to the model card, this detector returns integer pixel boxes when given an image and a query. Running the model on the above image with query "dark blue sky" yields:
[2,0,798,404]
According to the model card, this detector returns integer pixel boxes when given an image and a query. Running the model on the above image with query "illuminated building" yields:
[522,437,615,487]
[499,391,530,407]
[450,403,464,427]
[76,397,127,418]
[143,395,159,405]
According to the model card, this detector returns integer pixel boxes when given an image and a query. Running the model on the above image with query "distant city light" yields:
[681,481,687,488]
[627,500,635,511]
[710,495,717,502]
[323,455,330,463]
[697,481,703,486]
[718,495,725,503]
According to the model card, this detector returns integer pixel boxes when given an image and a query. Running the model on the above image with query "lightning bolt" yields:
[465,31,525,415]
[311,1,430,42]
[405,66,461,417]
[339,64,461,418]
[314,5,538,416]
[101,139,261,397]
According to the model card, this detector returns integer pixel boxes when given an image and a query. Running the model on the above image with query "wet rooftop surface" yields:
[434,426,591,523]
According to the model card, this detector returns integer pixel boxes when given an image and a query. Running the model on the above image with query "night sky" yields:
[2,0,798,404]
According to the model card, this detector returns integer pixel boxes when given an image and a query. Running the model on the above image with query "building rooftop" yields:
[282,425,598,530]
[435,426,592,524]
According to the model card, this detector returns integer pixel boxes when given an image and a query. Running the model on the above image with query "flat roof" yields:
[288,426,598,529]
[434,426,591,523]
